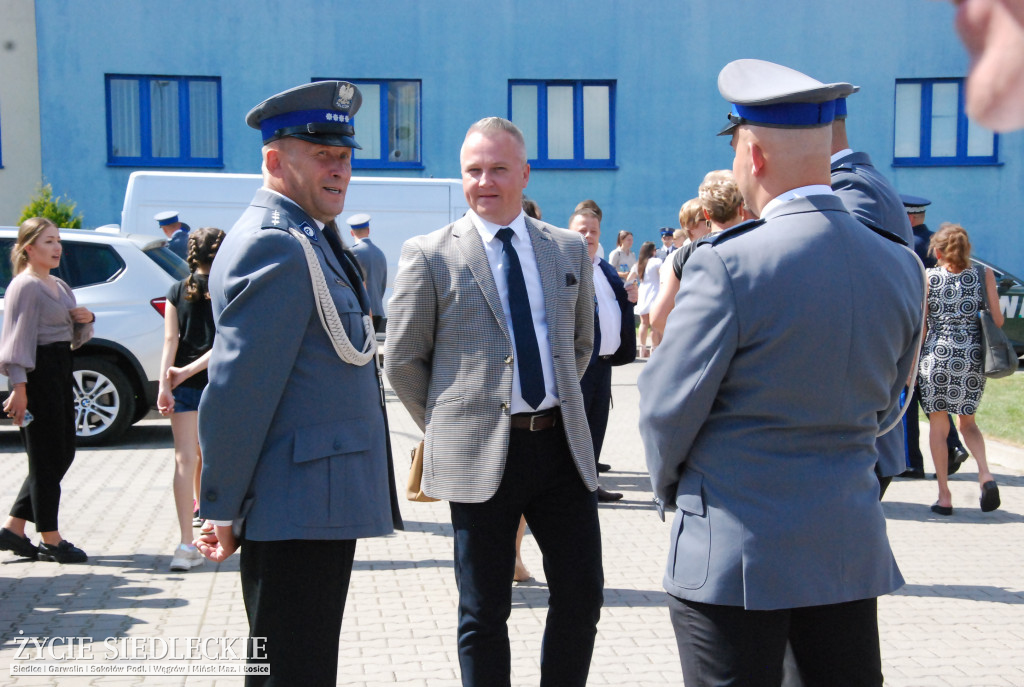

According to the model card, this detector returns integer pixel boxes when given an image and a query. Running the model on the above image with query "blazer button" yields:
[333,439,343,451]
[206,490,218,502]
[504,355,513,364]
[500,402,509,411]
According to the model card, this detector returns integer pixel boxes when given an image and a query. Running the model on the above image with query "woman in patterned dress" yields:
[918,223,1003,515]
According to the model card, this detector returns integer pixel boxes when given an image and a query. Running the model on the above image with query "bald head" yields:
[730,124,832,217]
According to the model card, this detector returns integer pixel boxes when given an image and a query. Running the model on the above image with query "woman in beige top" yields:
[0,218,94,564]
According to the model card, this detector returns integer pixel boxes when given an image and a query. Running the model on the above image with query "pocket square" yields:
[565,273,578,286]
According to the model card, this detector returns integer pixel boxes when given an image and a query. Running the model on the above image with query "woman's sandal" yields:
[980,480,1001,512]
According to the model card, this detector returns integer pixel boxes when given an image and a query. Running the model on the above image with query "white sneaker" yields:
[169,544,204,571]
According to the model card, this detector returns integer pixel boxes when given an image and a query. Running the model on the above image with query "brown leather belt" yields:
[510,408,560,432]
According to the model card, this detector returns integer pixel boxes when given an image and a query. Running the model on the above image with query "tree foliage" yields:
[18,184,84,228]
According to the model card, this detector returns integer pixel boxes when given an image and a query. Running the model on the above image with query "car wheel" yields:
[72,357,136,446]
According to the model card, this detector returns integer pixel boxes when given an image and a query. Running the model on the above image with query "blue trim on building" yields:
[105,74,223,168]
[893,77,999,167]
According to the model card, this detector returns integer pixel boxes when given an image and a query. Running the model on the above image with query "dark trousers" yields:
[668,595,882,687]
[580,358,612,462]
[448,426,603,687]
[240,538,356,686]
[9,343,76,532]
[905,385,964,471]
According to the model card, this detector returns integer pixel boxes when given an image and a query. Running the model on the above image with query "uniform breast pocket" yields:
[288,419,376,527]
[326,278,366,350]
[670,470,711,589]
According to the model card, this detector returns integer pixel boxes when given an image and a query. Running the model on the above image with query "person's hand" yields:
[166,365,191,390]
[156,387,174,416]
[625,281,639,304]
[3,385,28,426]
[195,524,239,562]
[69,306,94,324]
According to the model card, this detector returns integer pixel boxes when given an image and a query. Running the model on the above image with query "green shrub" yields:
[18,184,83,229]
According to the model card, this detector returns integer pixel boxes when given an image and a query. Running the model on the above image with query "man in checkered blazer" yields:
[386,117,602,687]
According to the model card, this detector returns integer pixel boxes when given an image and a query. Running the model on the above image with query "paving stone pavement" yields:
[0,361,1022,686]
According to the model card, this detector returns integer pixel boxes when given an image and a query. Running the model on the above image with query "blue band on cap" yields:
[834,98,847,118]
[349,221,370,230]
[730,100,837,127]
[260,109,354,141]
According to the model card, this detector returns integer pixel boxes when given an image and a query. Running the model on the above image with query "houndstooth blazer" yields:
[385,214,597,503]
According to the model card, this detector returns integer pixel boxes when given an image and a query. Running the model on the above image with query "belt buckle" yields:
[530,413,541,432]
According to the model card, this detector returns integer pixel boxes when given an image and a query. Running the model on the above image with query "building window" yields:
[509,80,615,169]
[316,79,421,168]
[105,75,222,167]
[893,78,998,167]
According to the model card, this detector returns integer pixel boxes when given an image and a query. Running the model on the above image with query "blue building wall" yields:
[34,0,1024,271]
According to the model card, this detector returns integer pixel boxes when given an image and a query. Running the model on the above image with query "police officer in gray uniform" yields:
[155,211,191,260]
[196,80,402,685]
[829,92,916,498]
[347,213,388,332]
[639,60,923,686]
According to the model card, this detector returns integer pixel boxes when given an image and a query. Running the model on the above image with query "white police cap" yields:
[346,213,371,230]
[717,59,857,135]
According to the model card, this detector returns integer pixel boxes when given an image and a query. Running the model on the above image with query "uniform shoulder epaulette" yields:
[702,218,767,247]
[259,206,292,231]
[856,218,909,247]
[831,161,855,173]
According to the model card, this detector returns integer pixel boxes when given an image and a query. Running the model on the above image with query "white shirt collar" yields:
[760,185,835,218]
[830,148,854,163]
[468,209,528,245]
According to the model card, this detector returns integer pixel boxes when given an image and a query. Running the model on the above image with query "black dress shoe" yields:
[948,448,969,475]
[980,480,1001,512]
[899,469,926,479]
[37,540,88,564]
[597,462,612,473]
[597,487,623,502]
[0,527,38,559]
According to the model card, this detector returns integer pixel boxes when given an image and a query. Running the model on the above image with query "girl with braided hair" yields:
[157,226,225,571]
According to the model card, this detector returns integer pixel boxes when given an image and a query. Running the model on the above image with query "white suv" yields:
[0,227,189,445]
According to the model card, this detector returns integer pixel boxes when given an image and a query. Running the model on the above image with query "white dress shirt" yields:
[760,185,836,218]
[592,257,621,356]
[469,209,559,413]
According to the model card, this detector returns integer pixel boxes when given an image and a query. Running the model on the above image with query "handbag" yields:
[976,266,1018,379]
[406,440,439,502]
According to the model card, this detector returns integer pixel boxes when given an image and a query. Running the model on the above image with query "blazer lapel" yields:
[526,218,560,345]
[454,217,511,342]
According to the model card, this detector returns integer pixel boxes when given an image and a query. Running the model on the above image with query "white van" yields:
[118,171,470,314]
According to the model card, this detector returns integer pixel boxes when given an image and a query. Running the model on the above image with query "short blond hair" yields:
[699,170,744,224]
[678,198,703,229]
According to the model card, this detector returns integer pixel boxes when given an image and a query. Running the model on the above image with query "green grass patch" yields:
[976,373,1024,447]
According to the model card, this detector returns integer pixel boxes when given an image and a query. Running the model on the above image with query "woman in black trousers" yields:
[0,217,94,563]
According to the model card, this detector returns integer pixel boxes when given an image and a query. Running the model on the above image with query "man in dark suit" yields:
[347,213,388,332]
[196,81,402,685]
[570,205,637,502]
[829,93,916,498]
[640,60,923,686]
[386,117,601,687]
[900,195,969,478]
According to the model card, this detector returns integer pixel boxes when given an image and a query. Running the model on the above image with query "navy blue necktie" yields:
[496,227,545,409]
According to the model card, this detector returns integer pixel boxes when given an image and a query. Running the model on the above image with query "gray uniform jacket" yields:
[832,150,918,478]
[385,215,596,503]
[198,189,402,541]
[639,195,923,610]
[350,237,387,318]
[168,225,191,261]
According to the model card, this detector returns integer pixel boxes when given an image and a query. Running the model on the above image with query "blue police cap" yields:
[246,81,362,149]
[660,227,674,237]
[154,211,179,226]
[900,194,931,213]
[717,59,857,135]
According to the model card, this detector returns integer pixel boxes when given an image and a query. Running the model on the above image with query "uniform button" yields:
[333,439,343,450]
[504,355,514,364]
